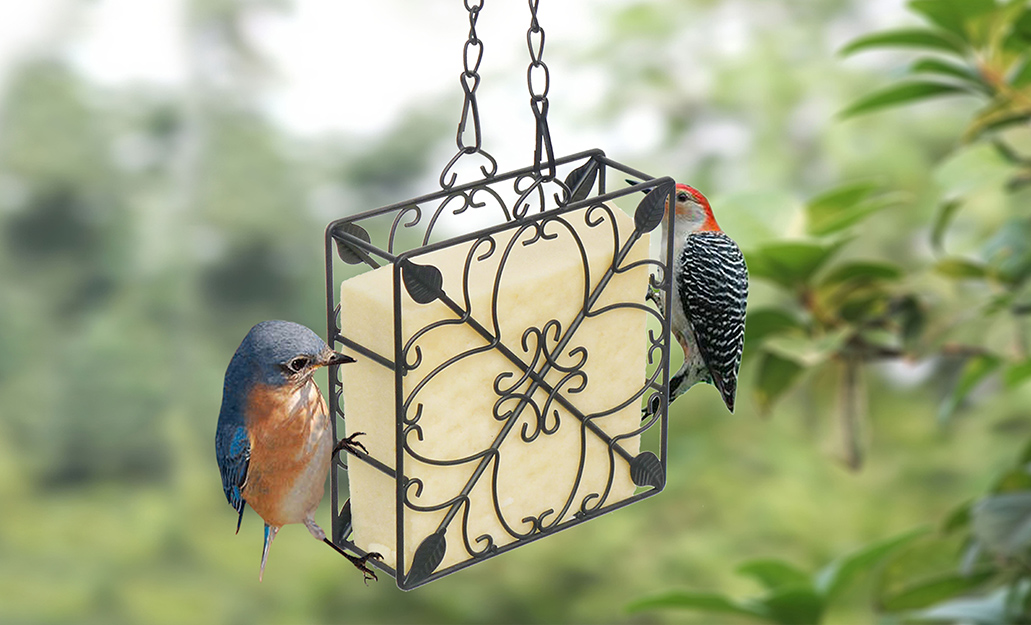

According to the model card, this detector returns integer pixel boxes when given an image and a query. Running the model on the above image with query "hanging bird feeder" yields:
[324,0,676,590]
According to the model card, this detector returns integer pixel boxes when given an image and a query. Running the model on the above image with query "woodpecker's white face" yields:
[669,184,719,234]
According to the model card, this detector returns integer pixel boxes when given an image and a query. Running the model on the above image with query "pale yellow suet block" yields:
[340,204,650,575]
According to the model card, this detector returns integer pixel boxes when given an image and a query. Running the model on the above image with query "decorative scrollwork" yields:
[325,152,675,589]
[423,186,511,245]
[513,173,572,218]
[389,205,422,254]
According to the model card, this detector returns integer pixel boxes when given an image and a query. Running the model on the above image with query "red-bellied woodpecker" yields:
[641,182,748,413]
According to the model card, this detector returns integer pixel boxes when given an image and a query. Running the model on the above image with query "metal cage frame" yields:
[323,149,676,590]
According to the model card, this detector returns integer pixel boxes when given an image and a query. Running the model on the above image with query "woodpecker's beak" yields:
[626,179,649,195]
[325,351,356,366]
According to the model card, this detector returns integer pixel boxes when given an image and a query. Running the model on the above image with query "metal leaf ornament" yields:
[402,260,445,304]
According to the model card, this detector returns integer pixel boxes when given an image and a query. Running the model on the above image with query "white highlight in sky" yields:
[0,0,909,156]
[70,0,187,85]
[0,0,63,89]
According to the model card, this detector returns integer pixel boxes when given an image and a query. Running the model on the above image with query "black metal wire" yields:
[440,0,498,190]
[325,152,675,590]
[527,0,555,180]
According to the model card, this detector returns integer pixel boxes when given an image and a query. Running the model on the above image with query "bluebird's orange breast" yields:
[242,380,333,528]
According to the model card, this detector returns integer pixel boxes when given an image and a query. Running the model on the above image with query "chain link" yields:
[527,0,555,180]
[440,0,498,189]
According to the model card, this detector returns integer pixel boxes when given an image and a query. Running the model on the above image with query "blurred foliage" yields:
[2,0,1031,624]
[746,181,918,469]
[628,528,928,624]
[632,1,1031,623]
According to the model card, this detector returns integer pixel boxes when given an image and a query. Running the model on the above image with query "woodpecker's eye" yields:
[677,192,689,203]
[286,357,310,373]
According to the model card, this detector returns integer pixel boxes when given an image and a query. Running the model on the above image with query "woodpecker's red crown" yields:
[672,183,720,232]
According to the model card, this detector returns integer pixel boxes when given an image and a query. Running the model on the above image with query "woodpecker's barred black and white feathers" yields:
[677,231,748,411]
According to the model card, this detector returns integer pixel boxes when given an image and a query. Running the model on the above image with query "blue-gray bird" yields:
[214,320,380,581]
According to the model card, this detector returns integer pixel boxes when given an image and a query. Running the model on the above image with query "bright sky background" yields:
[0,0,907,168]
[0,1,614,131]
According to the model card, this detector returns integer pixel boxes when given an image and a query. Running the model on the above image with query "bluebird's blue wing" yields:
[216,424,250,533]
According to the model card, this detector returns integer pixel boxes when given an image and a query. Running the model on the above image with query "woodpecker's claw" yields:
[333,432,368,458]
[641,394,662,421]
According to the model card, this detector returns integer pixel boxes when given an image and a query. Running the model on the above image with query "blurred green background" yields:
[2,0,1030,623]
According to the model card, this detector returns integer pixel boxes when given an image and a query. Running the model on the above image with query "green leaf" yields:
[893,294,927,345]
[759,588,825,625]
[626,591,770,620]
[840,82,970,119]
[934,257,989,279]
[764,329,851,368]
[992,139,1028,166]
[990,467,1031,494]
[1005,360,1031,389]
[880,570,996,612]
[983,218,1031,286]
[910,57,988,90]
[938,354,1002,423]
[737,559,813,593]
[931,198,964,254]
[747,241,847,289]
[1011,56,1031,88]
[972,492,1031,558]
[942,500,973,533]
[820,261,904,287]
[840,28,966,56]
[935,143,1017,198]
[754,352,806,415]
[805,181,877,231]
[858,328,903,352]
[907,590,1009,624]
[815,527,928,601]
[745,308,805,348]
[964,100,1031,142]
[837,290,892,324]
[909,0,995,38]
[1019,437,1031,464]
[1012,8,1031,46]
[805,182,904,236]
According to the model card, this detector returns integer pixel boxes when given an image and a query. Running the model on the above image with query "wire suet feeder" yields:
[324,0,676,590]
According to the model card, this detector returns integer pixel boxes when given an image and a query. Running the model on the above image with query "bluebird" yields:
[215,320,380,582]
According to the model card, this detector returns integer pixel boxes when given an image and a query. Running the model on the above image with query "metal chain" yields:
[440,0,498,189]
[526,0,555,180]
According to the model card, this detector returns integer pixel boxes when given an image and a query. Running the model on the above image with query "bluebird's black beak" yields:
[326,351,356,366]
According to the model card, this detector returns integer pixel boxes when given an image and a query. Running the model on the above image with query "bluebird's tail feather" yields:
[260,524,278,581]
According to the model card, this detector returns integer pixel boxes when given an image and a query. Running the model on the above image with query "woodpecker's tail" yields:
[709,371,737,413]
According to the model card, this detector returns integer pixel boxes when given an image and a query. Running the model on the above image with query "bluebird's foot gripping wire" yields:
[323,538,383,584]
[332,432,368,459]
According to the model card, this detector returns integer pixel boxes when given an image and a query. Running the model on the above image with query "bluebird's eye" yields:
[677,192,689,202]
[287,357,309,373]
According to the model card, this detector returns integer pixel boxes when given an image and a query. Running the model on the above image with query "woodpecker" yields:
[640,182,748,412]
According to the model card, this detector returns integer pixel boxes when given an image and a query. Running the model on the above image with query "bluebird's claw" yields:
[323,538,383,584]
[349,551,383,585]
[333,432,368,458]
